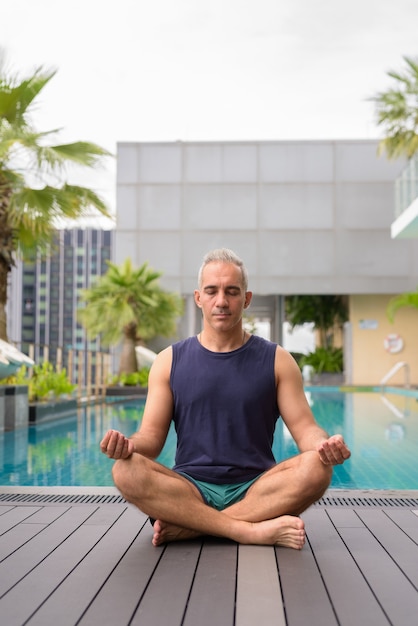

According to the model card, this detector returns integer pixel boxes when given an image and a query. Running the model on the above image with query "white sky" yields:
[1,0,417,212]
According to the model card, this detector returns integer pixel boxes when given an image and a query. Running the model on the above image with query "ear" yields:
[244,291,253,309]
[194,289,202,308]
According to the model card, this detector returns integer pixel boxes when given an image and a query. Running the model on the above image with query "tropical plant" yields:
[110,367,150,387]
[77,258,184,375]
[2,361,76,401]
[285,295,348,349]
[300,347,343,375]
[0,56,112,342]
[371,56,418,159]
[387,289,418,322]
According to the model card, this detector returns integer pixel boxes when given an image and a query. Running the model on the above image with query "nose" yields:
[215,290,228,308]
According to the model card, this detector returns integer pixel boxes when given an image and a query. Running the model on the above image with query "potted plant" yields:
[300,347,344,385]
[3,362,77,423]
[106,367,150,397]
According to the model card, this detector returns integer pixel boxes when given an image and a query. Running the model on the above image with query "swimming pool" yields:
[1,388,417,490]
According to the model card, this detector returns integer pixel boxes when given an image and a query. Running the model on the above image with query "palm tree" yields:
[285,295,348,349]
[0,58,112,342]
[77,258,184,375]
[373,58,418,339]
[371,56,418,159]
[387,289,418,323]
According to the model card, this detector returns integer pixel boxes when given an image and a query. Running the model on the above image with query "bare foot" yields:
[245,515,306,549]
[152,515,305,550]
[152,519,201,546]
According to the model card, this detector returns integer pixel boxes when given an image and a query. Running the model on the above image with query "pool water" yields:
[1,389,417,490]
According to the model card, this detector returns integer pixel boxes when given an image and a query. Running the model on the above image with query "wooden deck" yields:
[0,488,418,626]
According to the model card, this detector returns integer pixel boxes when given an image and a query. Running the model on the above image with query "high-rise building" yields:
[10,227,113,384]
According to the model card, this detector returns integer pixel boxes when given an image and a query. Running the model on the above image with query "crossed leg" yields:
[112,451,332,550]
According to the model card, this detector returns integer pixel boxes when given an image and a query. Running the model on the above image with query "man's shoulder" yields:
[173,336,196,349]
[171,336,197,357]
[249,334,277,350]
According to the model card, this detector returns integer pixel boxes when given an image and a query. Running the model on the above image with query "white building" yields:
[115,139,415,342]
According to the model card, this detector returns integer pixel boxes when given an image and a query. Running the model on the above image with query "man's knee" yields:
[111,458,125,490]
[112,454,147,500]
[112,458,130,495]
[302,450,333,493]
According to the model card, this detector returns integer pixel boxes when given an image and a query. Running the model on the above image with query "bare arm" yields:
[275,347,351,466]
[100,347,174,460]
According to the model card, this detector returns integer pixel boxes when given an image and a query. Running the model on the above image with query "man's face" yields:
[194,261,252,332]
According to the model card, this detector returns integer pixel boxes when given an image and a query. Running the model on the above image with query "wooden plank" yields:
[0,505,15,516]
[236,544,285,626]
[355,508,418,588]
[384,508,418,543]
[0,498,416,626]
[0,505,98,597]
[0,506,42,534]
[78,518,165,626]
[20,505,71,526]
[321,507,364,528]
[0,523,48,561]
[131,540,202,626]
[0,506,74,560]
[338,524,418,626]
[304,509,390,625]
[183,539,237,626]
[0,512,124,626]
[26,506,146,626]
[81,503,141,526]
[277,511,339,626]
[278,546,338,626]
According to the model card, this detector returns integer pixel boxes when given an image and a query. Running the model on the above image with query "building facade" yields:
[115,139,418,385]
[8,228,113,384]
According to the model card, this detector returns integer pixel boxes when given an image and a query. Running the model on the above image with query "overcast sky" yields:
[1,0,417,211]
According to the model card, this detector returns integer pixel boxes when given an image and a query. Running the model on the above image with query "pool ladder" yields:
[380,361,410,389]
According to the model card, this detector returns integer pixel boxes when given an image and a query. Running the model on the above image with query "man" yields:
[100,248,351,549]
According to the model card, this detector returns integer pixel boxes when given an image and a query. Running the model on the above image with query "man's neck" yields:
[197,329,247,353]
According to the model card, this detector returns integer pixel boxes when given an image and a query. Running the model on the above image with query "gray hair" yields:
[198,248,248,291]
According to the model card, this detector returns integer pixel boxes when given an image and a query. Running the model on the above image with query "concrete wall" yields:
[115,139,418,384]
[115,139,416,296]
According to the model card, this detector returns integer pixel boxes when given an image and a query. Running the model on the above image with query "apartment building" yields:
[9,227,113,383]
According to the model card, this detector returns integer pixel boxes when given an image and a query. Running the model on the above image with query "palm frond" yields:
[387,290,418,322]
[370,55,418,159]
[59,184,111,216]
[50,142,113,166]
[0,67,56,123]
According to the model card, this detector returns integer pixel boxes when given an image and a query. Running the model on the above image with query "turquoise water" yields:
[1,389,417,489]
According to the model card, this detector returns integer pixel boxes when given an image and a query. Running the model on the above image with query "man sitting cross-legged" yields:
[100,248,350,549]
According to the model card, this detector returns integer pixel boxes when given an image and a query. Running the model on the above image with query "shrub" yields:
[110,367,150,387]
[300,347,343,375]
[2,362,76,402]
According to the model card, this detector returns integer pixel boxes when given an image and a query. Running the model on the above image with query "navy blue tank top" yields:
[171,334,279,484]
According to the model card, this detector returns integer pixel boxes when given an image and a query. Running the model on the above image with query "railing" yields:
[395,154,418,218]
[380,361,410,388]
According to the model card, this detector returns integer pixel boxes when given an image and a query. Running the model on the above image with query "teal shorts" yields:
[179,473,260,511]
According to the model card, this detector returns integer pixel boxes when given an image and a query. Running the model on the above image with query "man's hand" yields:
[100,429,134,460]
[317,434,351,466]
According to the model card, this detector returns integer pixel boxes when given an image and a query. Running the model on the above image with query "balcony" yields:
[391,153,418,238]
